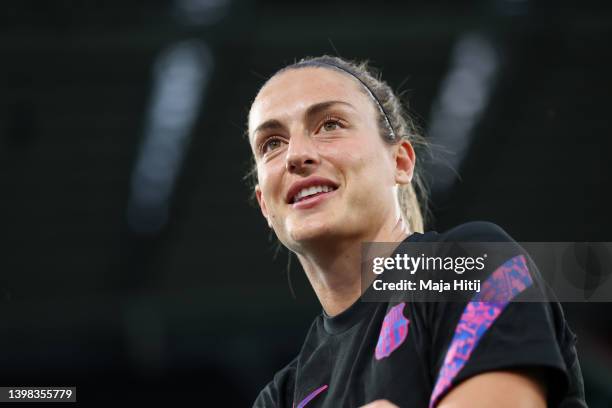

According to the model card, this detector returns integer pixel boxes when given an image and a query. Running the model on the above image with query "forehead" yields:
[248,67,375,136]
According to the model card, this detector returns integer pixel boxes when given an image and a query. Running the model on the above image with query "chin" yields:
[289,226,329,243]
[286,221,337,246]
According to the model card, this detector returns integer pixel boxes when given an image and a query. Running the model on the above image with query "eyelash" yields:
[320,115,344,132]
[260,137,284,155]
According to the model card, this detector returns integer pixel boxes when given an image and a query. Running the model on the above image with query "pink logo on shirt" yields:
[375,303,410,360]
[294,384,328,408]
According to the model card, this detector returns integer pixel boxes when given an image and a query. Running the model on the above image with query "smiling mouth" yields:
[290,185,338,204]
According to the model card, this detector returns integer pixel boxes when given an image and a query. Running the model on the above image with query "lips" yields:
[286,177,339,204]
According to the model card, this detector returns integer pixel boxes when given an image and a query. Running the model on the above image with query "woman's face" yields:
[248,67,413,251]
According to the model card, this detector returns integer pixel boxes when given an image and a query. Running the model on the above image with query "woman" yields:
[247,56,586,407]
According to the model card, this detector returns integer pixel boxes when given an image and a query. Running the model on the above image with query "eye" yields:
[261,137,284,155]
[320,117,344,132]
[323,120,339,131]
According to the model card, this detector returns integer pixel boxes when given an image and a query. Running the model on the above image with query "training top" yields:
[253,221,587,408]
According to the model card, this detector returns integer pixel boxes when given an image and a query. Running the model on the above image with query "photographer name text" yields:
[373,279,481,293]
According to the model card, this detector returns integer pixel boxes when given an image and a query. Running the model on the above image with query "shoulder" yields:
[252,315,328,407]
[421,223,587,407]
[439,221,514,242]
[252,357,298,408]
[411,221,516,245]
[411,221,524,281]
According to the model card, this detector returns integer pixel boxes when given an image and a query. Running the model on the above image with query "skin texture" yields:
[249,67,547,407]
[435,370,547,408]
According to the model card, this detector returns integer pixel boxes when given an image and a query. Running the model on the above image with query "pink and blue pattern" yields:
[428,254,533,408]
[294,384,328,408]
[375,302,410,360]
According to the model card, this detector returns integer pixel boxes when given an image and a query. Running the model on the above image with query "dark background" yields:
[1,0,611,406]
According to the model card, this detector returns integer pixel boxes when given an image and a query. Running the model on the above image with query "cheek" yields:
[330,137,393,179]
[257,160,285,204]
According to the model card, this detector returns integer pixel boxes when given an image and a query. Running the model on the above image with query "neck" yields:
[295,216,411,316]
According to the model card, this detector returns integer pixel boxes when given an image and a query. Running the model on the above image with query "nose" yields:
[285,133,319,174]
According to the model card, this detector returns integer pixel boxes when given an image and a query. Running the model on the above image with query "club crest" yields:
[375,302,410,360]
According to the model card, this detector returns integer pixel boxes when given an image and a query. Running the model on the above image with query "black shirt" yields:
[253,222,587,408]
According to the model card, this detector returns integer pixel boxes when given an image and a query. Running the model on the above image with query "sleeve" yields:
[425,221,583,408]
[252,358,298,408]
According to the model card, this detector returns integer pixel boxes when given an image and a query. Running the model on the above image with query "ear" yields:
[394,140,415,185]
[255,184,272,227]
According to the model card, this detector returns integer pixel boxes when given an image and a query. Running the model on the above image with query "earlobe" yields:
[394,140,415,185]
[255,185,272,227]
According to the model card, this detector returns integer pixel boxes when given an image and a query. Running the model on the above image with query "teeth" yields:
[293,185,334,202]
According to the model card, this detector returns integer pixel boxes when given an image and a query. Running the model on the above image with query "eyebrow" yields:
[252,100,355,139]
